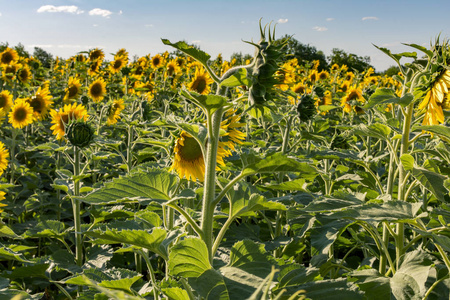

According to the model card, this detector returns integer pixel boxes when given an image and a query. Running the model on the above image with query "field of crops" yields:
[0,23,450,299]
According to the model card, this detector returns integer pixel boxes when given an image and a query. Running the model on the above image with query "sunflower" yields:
[318,70,329,81]
[135,80,156,101]
[151,54,164,69]
[88,78,107,103]
[0,90,13,117]
[88,60,101,76]
[17,64,32,84]
[341,86,365,113]
[165,59,180,78]
[0,191,6,213]
[170,131,205,181]
[89,48,105,62]
[188,68,214,95]
[115,48,129,61]
[109,57,127,74]
[8,98,34,128]
[28,86,53,120]
[1,63,19,82]
[0,48,19,66]
[0,141,9,177]
[64,77,82,102]
[419,70,450,125]
[308,70,318,83]
[220,109,246,151]
[49,103,89,140]
[339,81,350,93]
[331,64,340,71]
[106,99,125,125]
[344,72,355,82]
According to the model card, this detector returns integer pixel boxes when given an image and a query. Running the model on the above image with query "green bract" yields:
[66,120,95,148]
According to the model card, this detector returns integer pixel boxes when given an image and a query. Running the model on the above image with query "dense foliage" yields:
[0,24,450,300]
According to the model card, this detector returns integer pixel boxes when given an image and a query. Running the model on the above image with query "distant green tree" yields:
[384,65,400,77]
[33,47,54,68]
[276,35,328,70]
[327,48,373,73]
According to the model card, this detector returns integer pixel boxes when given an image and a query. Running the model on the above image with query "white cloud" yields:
[28,44,54,48]
[37,5,84,14]
[89,8,113,18]
[326,18,334,21]
[93,24,99,27]
[191,40,201,44]
[0,12,2,17]
[312,26,328,32]
[362,16,379,21]
[278,18,288,24]
[57,44,84,48]
[118,10,123,15]
[145,24,154,28]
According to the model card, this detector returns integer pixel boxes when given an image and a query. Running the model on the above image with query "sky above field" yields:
[1,0,450,72]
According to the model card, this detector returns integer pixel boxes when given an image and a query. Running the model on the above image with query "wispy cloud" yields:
[145,24,154,28]
[191,40,201,44]
[312,26,328,32]
[28,44,54,48]
[362,16,378,21]
[0,12,2,17]
[89,8,113,18]
[118,10,123,15]
[326,18,334,21]
[37,5,84,14]
[278,18,288,24]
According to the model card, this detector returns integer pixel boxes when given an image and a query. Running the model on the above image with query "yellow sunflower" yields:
[109,57,127,74]
[188,68,214,95]
[340,81,350,93]
[151,54,164,69]
[8,98,34,128]
[64,77,82,102]
[341,86,365,113]
[114,48,129,62]
[89,48,105,62]
[17,64,32,84]
[28,86,53,120]
[419,70,450,125]
[170,131,205,182]
[135,80,156,102]
[0,47,19,66]
[106,99,125,125]
[318,70,329,81]
[0,141,9,177]
[88,60,101,76]
[0,90,13,117]
[49,103,89,140]
[331,64,340,72]
[88,78,107,103]
[0,191,6,213]
[1,63,19,82]
[308,70,318,83]
[165,59,181,78]
[220,109,246,151]
[344,72,355,82]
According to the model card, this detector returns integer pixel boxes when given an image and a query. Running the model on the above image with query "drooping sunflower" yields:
[49,103,89,140]
[88,60,101,76]
[27,86,53,120]
[220,109,246,151]
[0,47,19,66]
[170,131,205,182]
[188,68,214,95]
[0,141,9,177]
[17,64,32,84]
[165,59,180,78]
[418,70,450,125]
[1,63,19,82]
[308,70,318,83]
[0,90,13,117]
[341,86,365,113]
[64,77,82,102]
[88,78,107,103]
[106,99,125,125]
[8,98,34,128]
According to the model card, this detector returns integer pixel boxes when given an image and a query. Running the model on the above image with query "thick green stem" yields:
[201,107,224,264]
[72,146,83,267]
[138,249,160,300]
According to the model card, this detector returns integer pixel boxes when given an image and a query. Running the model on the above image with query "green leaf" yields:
[363,88,413,109]
[162,287,190,300]
[0,222,21,239]
[352,123,392,141]
[80,170,178,205]
[229,240,275,278]
[412,166,448,202]
[86,227,168,259]
[414,125,450,140]
[169,237,212,278]
[2,263,49,279]
[284,278,364,299]
[98,276,142,294]
[242,153,317,177]
[220,68,252,87]
[276,264,320,288]
[162,39,211,66]
[390,273,421,300]
[402,43,433,58]
[350,268,391,300]
[394,250,433,296]
[311,218,355,255]
[180,90,228,115]
[24,220,66,238]
[400,154,414,171]
[259,178,308,192]
[51,249,82,274]
[0,246,33,263]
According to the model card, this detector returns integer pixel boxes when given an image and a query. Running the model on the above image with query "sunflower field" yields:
[1,22,450,300]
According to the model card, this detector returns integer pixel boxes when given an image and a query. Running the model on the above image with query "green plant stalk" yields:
[423,274,449,300]
[126,124,134,173]
[201,107,224,264]
[138,249,160,300]
[72,146,83,267]
[9,128,18,185]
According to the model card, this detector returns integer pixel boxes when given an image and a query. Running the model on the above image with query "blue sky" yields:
[1,0,450,71]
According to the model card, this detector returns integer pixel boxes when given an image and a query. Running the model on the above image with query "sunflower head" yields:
[8,98,34,129]
[151,54,164,69]
[66,120,95,148]
[0,141,9,177]
[188,68,213,95]
[170,131,205,182]
[0,48,19,66]
[28,86,53,119]
[89,78,107,103]
[107,99,125,125]
[89,48,105,62]
[50,103,89,140]
[0,90,13,116]
[64,77,82,102]
[297,94,317,122]
[17,64,32,84]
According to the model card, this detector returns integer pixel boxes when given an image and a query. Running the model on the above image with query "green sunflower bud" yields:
[297,94,317,122]
[66,120,95,148]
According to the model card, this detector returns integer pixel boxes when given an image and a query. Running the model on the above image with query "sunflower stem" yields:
[72,146,83,267]
[201,107,224,264]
